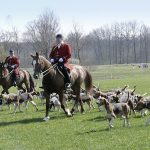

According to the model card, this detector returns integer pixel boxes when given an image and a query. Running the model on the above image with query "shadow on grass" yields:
[83,116,106,122]
[76,128,110,135]
[0,117,43,126]
[0,114,67,126]
[133,115,143,119]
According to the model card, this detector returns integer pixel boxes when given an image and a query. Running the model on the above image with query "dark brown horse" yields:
[0,62,35,94]
[31,52,92,121]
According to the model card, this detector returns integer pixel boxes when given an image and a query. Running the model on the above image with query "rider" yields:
[5,49,20,86]
[49,34,72,89]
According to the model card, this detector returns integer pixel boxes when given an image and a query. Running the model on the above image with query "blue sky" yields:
[0,0,150,35]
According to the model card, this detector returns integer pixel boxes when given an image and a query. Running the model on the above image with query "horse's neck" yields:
[42,59,55,75]
[42,60,51,71]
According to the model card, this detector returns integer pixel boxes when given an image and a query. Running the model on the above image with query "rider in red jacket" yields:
[5,49,20,86]
[49,34,72,89]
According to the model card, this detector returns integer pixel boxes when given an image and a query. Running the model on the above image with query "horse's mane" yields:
[39,55,51,66]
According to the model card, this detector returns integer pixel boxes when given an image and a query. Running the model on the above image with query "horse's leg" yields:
[43,91,50,121]
[1,90,5,94]
[24,81,30,92]
[17,84,26,92]
[1,86,9,94]
[59,92,72,117]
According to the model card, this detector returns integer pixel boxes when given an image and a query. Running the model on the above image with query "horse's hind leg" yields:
[24,81,30,92]
[59,92,72,117]
[17,84,26,92]
[1,87,9,94]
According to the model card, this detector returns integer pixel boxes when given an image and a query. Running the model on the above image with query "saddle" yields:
[55,64,71,80]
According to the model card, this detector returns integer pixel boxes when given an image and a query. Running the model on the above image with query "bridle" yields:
[33,58,58,77]
[0,63,13,79]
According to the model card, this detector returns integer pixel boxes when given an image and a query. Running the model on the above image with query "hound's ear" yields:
[36,52,39,58]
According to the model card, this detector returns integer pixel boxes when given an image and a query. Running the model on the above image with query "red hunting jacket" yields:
[49,43,72,69]
[5,56,20,75]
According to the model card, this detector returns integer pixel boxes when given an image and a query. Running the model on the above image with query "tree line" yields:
[0,10,150,66]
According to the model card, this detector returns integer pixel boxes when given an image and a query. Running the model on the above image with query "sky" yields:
[0,0,150,36]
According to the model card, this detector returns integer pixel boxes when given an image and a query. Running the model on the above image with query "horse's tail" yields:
[28,72,35,92]
[84,69,92,94]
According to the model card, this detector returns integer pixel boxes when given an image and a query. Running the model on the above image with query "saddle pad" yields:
[65,64,73,71]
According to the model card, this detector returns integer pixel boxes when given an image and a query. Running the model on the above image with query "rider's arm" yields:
[64,44,71,62]
[14,57,20,68]
[49,46,55,59]
[4,57,9,64]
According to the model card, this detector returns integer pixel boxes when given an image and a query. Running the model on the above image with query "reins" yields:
[42,63,58,77]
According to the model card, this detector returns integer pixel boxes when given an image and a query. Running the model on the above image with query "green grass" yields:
[0,65,150,150]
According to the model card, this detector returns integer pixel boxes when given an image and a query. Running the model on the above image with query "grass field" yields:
[0,64,150,150]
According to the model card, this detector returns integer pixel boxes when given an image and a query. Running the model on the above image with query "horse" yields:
[0,62,35,94]
[31,52,93,121]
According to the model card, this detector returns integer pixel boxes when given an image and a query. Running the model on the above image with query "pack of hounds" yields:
[1,85,150,129]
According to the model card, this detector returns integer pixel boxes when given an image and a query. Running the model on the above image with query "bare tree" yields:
[24,10,60,58]
[67,23,83,64]
[130,21,139,63]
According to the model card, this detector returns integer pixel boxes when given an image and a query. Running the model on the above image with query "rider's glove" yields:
[11,65,16,69]
[4,64,7,68]
[58,58,64,63]
[50,58,55,63]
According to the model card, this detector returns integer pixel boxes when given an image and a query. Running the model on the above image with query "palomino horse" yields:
[31,52,92,121]
[0,62,35,94]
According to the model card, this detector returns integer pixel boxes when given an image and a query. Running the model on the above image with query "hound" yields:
[18,91,38,111]
[49,94,61,111]
[97,97,130,129]
[70,93,95,112]
[38,91,45,106]
[1,93,20,114]
[134,97,150,117]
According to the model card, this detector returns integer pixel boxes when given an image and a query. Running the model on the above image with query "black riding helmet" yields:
[56,34,63,39]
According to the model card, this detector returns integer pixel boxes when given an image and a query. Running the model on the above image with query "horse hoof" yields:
[109,125,114,128]
[70,108,75,114]
[81,110,85,114]
[43,116,50,121]
[66,109,72,117]
[67,114,72,117]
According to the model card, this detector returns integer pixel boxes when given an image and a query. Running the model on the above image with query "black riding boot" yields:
[58,63,71,88]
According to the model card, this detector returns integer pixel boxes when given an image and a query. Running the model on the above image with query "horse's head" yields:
[31,52,47,79]
[0,62,7,79]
